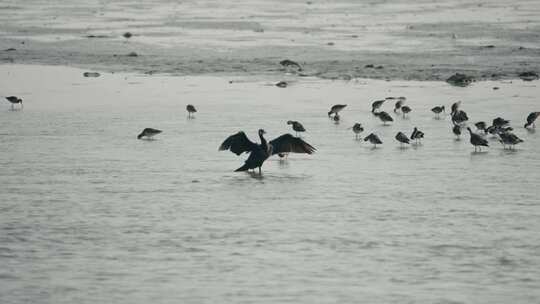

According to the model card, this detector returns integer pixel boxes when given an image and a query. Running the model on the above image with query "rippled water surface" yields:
[1,65,540,303]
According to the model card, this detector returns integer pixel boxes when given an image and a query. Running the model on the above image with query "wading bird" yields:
[5,96,23,109]
[137,128,162,140]
[371,99,385,113]
[287,120,306,137]
[328,104,347,117]
[394,100,404,113]
[467,127,489,152]
[364,133,382,148]
[524,112,540,128]
[499,132,524,150]
[186,104,197,118]
[401,105,412,118]
[395,132,410,147]
[279,59,302,71]
[374,111,393,125]
[452,123,462,139]
[350,123,364,139]
[410,127,424,144]
[219,129,315,174]
[431,105,445,118]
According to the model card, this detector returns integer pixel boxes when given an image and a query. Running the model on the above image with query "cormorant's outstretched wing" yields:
[219,132,257,155]
[269,134,316,155]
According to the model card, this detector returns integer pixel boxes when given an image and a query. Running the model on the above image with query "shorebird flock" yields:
[5,78,539,174]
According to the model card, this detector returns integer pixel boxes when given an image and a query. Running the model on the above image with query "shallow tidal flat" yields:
[1,64,540,303]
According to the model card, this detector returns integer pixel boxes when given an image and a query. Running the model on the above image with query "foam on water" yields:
[1,65,540,303]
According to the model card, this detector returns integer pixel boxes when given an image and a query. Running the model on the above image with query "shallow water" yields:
[1,65,540,303]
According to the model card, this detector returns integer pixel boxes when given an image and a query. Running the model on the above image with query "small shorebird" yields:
[137,128,162,140]
[467,127,489,152]
[374,111,393,125]
[499,132,524,150]
[410,127,424,144]
[328,104,347,117]
[364,133,383,148]
[431,105,445,118]
[524,112,540,128]
[394,100,404,113]
[371,99,385,113]
[475,121,487,133]
[186,104,197,118]
[452,110,468,125]
[333,114,340,124]
[5,96,23,109]
[401,105,412,118]
[395,132,410,147]
[350,123,364,139]
[287,120,306,137]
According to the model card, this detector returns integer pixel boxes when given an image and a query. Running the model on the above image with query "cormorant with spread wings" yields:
[219,129,316,174]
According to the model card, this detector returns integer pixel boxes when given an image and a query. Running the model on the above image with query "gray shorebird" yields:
[364,133,382,148]
[374,111,393,125]
[410,127,424,144]
[5,96,23,109]
[467,127,489,152]
[371,99,385,113]
[394,100,404,113]
[350,123,364,139]
[401,105,412,118]
[475,121,487,133]
[499,132,524,150]
[452,110,469,125]
[287,120,306,137]
[395,132,410,147]
[524,112,540,128]
[137,128,162,140]
[186,104,197,118]
[328,104,347,117]
[431,105,445,118]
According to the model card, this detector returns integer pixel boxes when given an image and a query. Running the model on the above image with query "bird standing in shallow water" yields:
[186,104,197,118]
[467,127,489,152]
[5,96,23,110]
[287,120,306,137]
[475,121,487,133]
[451,101,461,116]
[431,105,445,118]
[374,111,393,125]
[524,112,539,128]
[137,128,162,140]
[499,132,524,150]
[371,99,385,113]
[395,132,410,147]
[401,105,412,118]
[219,129,315,174]
[364,133,382,148]
[350,123,364,139]
[394,100,403,113]
[410,127,424,144]
[328,104,346,117]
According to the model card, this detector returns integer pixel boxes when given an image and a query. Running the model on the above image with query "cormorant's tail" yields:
[234,164,250,172]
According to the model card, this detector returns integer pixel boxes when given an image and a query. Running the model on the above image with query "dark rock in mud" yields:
[127,52,138,57]
[365,64,374,68]
[85,35,109,38]
[518,71,539,81]
[446,73,474,87]
[83,72,100,77]
[4,48,16,51]
[279,59,302,71]
[275,81,288,88]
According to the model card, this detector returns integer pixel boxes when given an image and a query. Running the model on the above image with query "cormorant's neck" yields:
[259,132,267,148]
